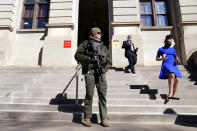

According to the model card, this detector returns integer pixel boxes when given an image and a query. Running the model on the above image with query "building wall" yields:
[0,0,196,67]
[111,0,170,67]
[0,0,78,67]
[179,0,197,62]
[42,0,78,67]
[0,0,15,66]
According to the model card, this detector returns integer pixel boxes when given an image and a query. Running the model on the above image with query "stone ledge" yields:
[50,0,73,3]
[46,23,74,29]
[0,25,14,32]
[0,4,15,7]
[140,26,173,31]
[111,22,140,27]
[182,21,197,25]
[16,29,45,33]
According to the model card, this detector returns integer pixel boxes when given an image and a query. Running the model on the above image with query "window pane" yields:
[140,2,152,14]
[23,19,33,29]
[141,16,153,26]
[157,15,168,26]
[24,5,34,17]
[156,2,167,14]
[38,4,48,17]
[26,0,35,2]
[37,18,48,28]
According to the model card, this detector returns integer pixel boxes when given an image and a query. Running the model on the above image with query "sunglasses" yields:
[97,32,102,35]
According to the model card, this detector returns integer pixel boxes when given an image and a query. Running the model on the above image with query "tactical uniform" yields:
[74,28,111,127]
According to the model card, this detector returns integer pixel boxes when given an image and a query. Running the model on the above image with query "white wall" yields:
[0,0,16,66]
[180,0,197,63]
[0,0,197,67]
[42,0,77,67]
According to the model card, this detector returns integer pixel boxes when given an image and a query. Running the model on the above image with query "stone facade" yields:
[0,0,196,67]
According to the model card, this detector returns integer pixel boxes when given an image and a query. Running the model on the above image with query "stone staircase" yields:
[0,66,196,124]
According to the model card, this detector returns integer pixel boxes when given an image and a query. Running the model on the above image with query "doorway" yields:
[78,0,110,48]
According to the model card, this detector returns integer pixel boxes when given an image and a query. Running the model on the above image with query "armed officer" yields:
[74,27,111,127]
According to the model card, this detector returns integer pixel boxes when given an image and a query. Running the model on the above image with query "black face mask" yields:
[167,43,171,46]
[165,42,171,48]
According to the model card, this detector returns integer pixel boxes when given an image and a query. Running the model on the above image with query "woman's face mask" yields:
[166,39,172,47]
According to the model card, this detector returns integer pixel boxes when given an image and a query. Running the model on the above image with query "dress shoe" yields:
[131,70,135,74]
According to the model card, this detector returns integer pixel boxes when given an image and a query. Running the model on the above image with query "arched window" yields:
[21,0,49,29]
[140,0,169,26]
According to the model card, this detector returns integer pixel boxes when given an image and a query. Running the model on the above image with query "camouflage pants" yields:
[84,72,107,120]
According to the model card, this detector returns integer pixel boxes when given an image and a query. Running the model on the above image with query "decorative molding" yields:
[113,14,138,16]
[0,4,15,7]
[46,23,74,29]
[113,6,136,8]
[182,21,197,25]
[140,26,173,31]
[0,25,14,32]
[111,22,140,27]
[50,0,73,3]
[16,29,45,33]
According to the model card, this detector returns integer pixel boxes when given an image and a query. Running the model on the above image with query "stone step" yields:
[0,65,187,71]
[0,97,11,103]
[0,66,196,124]
[0,82,194,89]
[29,79,194,85]
[0,88,25,92]
[0,81,33,84]
[0,84,25,88]
[38,73,192,79]
[0,111,180,124]
[0,74,191,82]
[24,83,196,91]
[11,92,197,100]
[27,88,197,94]
[10,97,197,106]
[24,80,195,88]
[0,72,193,81]
[2,89,196,98]
[0,91,15,97]
[0,104,197,114]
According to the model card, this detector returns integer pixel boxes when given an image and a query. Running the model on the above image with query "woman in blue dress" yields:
[156,35,182,99]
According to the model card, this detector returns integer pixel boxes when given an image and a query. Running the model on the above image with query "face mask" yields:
[128,38,132,42]
[165,42,171,47]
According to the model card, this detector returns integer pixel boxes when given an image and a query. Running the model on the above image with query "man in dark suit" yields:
[122,35,138,74]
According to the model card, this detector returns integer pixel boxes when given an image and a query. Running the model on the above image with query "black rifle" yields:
[93,55,105,81]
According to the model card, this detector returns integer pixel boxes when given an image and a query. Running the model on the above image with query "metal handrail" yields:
[62,64,82,105]
[75,64,81,105]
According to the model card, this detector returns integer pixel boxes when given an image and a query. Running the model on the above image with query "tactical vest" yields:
[83,40,108,74]
[86,40,107,61]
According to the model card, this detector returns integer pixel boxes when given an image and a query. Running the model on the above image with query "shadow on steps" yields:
[184,65,197,85]
[130,85,158,100]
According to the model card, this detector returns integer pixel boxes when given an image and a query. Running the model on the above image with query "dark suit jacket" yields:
[122,40,137,57]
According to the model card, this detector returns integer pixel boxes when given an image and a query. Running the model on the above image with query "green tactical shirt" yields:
[74,36,111,74]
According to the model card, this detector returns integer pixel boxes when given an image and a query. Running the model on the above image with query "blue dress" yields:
[156,47,182,79]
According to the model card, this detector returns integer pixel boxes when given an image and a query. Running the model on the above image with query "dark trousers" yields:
[84,72,107,120]
[125,52,137,72]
